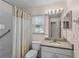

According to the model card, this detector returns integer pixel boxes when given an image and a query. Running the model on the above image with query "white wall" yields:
[61,0,79,57]
[0,0,13,58]
[67,0,79,57]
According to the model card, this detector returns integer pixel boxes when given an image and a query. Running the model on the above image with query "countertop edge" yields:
[41,44,73,50]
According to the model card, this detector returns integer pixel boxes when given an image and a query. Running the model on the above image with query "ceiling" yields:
[3,0,66,8]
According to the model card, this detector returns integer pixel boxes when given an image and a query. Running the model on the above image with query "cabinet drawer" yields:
[56,54,72,58]
[41,51,72,58]
[41,51,56,58]
[41,46,73,57]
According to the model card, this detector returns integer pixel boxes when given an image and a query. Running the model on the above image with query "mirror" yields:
[63,11,72,29]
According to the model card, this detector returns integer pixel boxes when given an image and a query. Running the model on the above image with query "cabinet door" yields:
[41,51,72,58]
[41,46,73,56]
[41,51,56,58]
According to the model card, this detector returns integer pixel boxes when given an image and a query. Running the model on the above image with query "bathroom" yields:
[0,0,79,58]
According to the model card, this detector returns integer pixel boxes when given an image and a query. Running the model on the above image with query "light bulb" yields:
[56,9,59,13]
[52,9,55,14]
[48,10,51,14]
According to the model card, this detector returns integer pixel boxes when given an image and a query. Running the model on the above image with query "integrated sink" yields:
[44,40,63,45]
[48,41,61,44]
[42,37,71,46]
[45,37,67,43]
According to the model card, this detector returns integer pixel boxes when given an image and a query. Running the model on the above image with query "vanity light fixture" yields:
[48,8,63,15]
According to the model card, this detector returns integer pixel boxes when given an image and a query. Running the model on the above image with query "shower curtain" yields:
[13,7,32,58]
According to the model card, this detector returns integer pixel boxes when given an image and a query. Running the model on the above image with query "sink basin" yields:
[45,40,61,44]
[42,40,62,45]
[48,41,71,46]
[49,41,61,44]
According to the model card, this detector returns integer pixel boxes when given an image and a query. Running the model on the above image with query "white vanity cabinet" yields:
[41,46,73,58]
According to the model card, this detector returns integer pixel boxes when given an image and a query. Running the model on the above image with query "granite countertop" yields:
[32,40,73,50]
[41,40,73,50]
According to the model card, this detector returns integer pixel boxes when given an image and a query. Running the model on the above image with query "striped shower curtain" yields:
[12,7,31,58]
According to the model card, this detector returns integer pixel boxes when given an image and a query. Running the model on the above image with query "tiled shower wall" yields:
[0,0,13,57]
